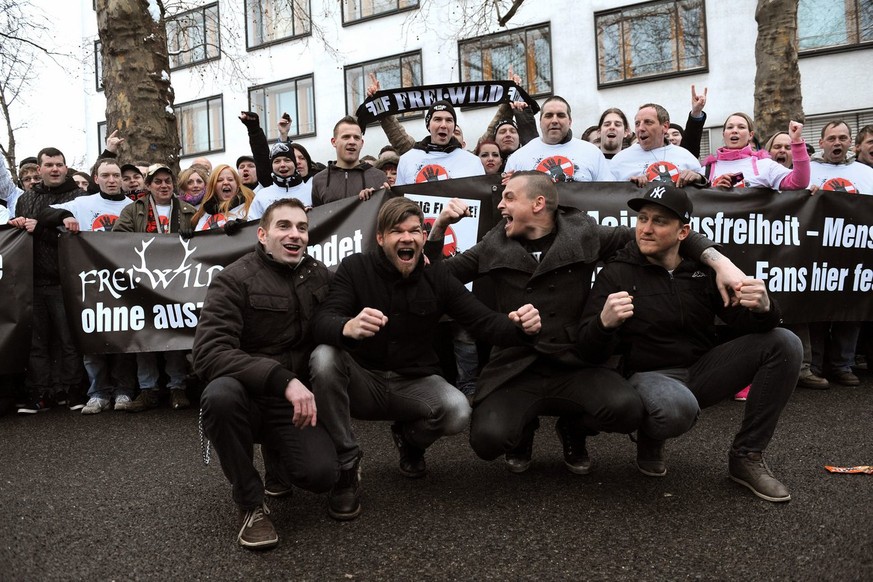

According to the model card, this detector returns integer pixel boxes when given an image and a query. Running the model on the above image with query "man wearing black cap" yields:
[120,163,147,201]
[427,173,747,476]
[248,142,311,219]
[236,155,259,192]
[394,100,484,185]
[577,184,801,502]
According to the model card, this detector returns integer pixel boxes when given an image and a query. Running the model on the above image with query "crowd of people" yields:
[2,77,873,549]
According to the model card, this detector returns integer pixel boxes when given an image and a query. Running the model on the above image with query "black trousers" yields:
[470,366,644,460]
[200,377,338,510]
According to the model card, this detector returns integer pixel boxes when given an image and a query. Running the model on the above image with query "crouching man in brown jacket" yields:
[194,198,338,550]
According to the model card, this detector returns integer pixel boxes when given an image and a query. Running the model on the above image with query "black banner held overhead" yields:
[58,192,387,355]
[0,228,33,373]
[355,81,540,129]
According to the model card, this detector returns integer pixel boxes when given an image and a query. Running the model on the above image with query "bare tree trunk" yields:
[0,77,19,182]
[754,0,804,141]
[96,0,180,172]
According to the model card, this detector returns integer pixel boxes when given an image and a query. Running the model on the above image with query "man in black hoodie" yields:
[10,147,86,413]
[310,116,387,207]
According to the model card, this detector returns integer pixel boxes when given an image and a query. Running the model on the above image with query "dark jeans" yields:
[469,365,644,461]
[310,345,471,469]
[810,322,861,374]
[200,377,338,510]
[27,285,82,397]
[632,328,801,455]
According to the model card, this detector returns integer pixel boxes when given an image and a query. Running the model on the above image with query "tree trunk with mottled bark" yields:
[754,0,804,142]
[96,0,180,171]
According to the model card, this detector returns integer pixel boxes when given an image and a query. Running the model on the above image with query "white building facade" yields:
[76,0,871,168]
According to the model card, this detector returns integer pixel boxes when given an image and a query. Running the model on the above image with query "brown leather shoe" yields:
[797,372,829,390]
[238,503,278,549]
[729,452,791,502]
[830,371,860,387]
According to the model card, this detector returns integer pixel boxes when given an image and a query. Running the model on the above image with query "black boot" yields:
[390,423,427,478]
[329,452,363,520]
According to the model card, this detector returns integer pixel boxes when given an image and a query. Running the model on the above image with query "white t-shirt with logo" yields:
[610,143,704,182]
[395,148,485,186]
[706,157,792,189]
[809,160,873,195]
[504,138,613,182]
[195,202,249,231]
[51,193,133,231]
[249,180,313,220]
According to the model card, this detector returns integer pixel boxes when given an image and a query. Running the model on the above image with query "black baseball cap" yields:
[120,163,143,176]
[628,183,693,223]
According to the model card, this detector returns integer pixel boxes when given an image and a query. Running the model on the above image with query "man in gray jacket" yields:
[310,116,387,207]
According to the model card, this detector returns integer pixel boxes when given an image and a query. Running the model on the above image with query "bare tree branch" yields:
[498,0,527,27]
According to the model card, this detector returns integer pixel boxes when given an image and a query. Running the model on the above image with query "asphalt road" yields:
[1,375,871,581]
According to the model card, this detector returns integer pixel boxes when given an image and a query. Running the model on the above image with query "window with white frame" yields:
[167,2,220,70]
[94,40,103,92]
[245,0,311,49]
[595,0,707,87]
[248,75,316,140]
[97,121,107,157]
[798,0,872,53]
[342,0,419,25]
[176,95,225,157]
[459,23,552,98]
[345,52,422,120]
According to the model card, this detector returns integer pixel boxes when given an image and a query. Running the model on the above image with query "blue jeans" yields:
[810,322,861,374]
[27,285,82,397]
[630,328,801,454]
[452,324,479,397]
[84,354,136,400]
[136,351,189,390]
[310,344,471,469]
[200,377,338,510]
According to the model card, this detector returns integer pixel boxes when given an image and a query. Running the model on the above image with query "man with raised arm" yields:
[426,171,745,474]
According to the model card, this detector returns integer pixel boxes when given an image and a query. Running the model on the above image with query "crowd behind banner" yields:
[1,178,871,371]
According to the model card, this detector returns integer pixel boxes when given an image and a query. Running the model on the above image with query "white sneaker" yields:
[114,394,134,411]
[81,397,111,415]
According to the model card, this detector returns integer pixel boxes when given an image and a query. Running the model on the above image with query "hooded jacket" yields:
[310,161,387,207]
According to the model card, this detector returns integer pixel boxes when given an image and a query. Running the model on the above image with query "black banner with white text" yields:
[2,181,873,365]
[355,81,540,128]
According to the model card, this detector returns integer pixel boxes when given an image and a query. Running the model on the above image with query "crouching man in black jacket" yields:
[577,184,801,502]
[194,198,338,550]
[310,197,541,520]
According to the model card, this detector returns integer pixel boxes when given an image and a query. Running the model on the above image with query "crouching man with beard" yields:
[310,197,541,520]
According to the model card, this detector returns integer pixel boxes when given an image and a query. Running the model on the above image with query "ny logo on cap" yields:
[649,186,666,199]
